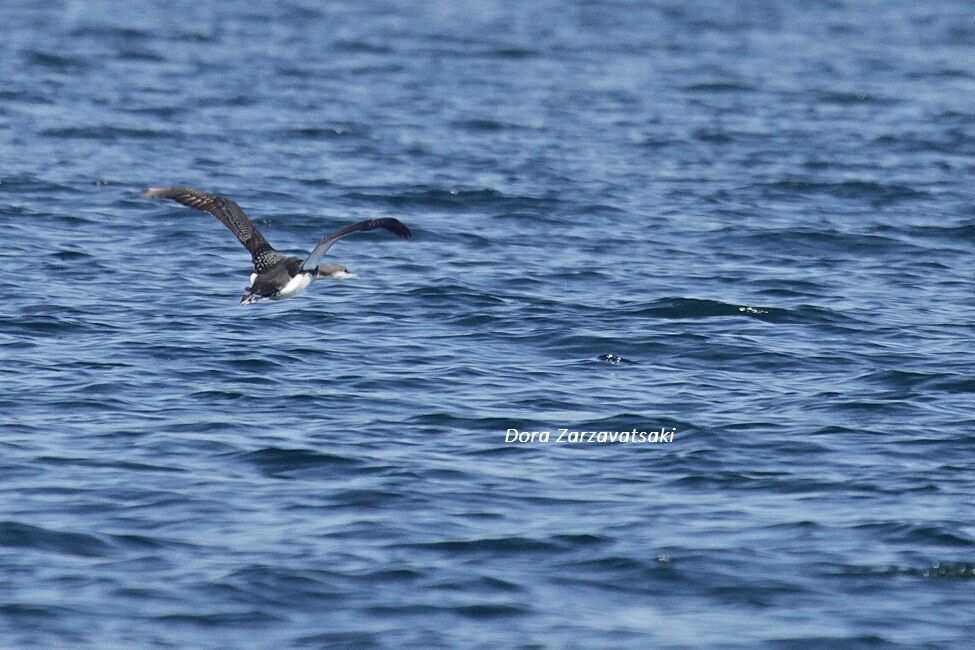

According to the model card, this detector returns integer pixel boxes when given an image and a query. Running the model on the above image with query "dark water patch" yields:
[36,456,185,474]
[428,44,541,60]
[17,302,93,319]
[0,603,72,619]
[0,461,42,480]
[114,48,166,63]
[486,210,569,227]
[334,40,394,55]
[725,228,922,258]
[463,445,538,458]
[235,447,364,478]
[192,93,256,108]
[0,316,90,336]
[683,81,755,93]
[815,90,898,106]
[0,89,55,104]
[408,413,545,434]
[111,585,183,604]
[440,312,508,328]
[694,129,771,146]
[549,533,614,548]
[110,533,190,551]
[213,564,341,601]
[166,30,217,44]
[295,176,334,188]
[25,50,88,70]
[449,603,529,619]
[0,175,85,194]
[872,131,974,156]
[63,380,145,398]
[626,297,801,322]
[637,134,681,149]
[860,369,947,393]
[667,472,846,493]
[905,222,975,244]
[693,128,733,144]
[758,179,931,205]
[52,248,94,262]
[804,425,868,437]
[555,557,684,594]
[353,567,425,584]
[576,202,625,216]
[292,632,383,648]
[274,64,334,79]
[403,536,562,555]
[326,488,411,510]
[143,343,211,361]
[396,284,508,308]
[482,47,540,60]
[69,25,153,40]
[221,357,286,373]
[430,574,524,593]
[42,126,172,141]
[830,399,919,415]
[122,105,181,119]
[929,377,975,394]
[348,63,406,75]
[361,604,439,617]
[560,555,670,574]
[906,69,973,82]
[154,610,284,626]
[851,523,975,548]
[450,118,529,132]
[0,521,115,558]
[279,125,366,139]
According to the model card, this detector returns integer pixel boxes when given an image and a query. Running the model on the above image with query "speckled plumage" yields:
[143,187,283,273]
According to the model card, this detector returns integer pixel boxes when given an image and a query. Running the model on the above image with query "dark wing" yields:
[143,186,282,273]
[301,218,412,271]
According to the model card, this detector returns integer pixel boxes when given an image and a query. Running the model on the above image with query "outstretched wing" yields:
[143,186,282,273]
[302,218,412,271]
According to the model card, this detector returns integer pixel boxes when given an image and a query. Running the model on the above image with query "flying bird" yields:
[143,187,412,304]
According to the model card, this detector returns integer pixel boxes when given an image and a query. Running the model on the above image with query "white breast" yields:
[274,272,313,299]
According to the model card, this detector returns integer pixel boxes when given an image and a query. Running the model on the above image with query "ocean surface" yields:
[1,1,974,647]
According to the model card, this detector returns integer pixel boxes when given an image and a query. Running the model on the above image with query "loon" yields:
[144,187,412,304]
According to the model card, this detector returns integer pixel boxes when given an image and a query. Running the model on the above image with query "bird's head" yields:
[315,263,357,280]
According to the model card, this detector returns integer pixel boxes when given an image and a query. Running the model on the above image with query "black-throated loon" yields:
[143,187,412,304]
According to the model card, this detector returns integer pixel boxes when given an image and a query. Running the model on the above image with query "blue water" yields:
[2,1,974,647]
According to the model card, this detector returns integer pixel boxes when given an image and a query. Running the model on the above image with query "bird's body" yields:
[243,256,312,304]
[143,187,411,304]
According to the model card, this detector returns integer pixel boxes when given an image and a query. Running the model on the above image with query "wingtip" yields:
[391,219,413,240]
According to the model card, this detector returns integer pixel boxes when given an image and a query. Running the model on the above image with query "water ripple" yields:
[2,0,974,647]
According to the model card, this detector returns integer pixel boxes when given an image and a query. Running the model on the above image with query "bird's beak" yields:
[334,270,358,279]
